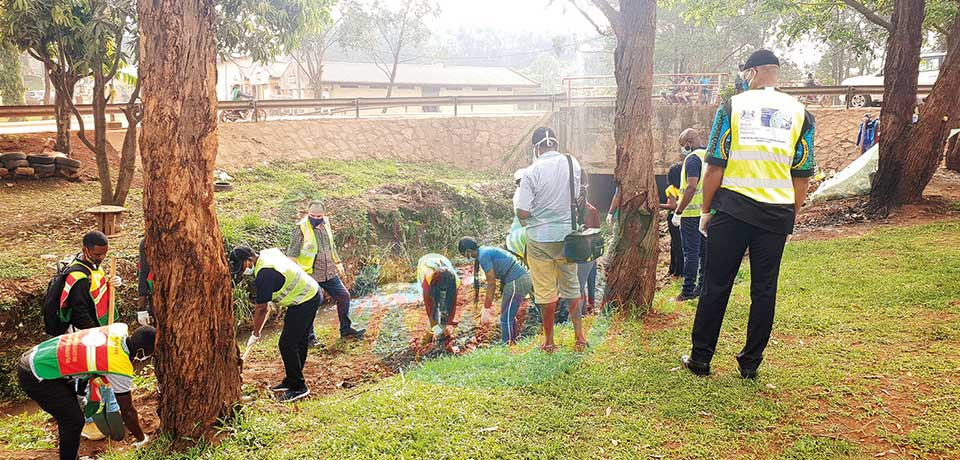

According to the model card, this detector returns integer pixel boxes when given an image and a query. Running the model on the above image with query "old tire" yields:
[27,154,55,165]
[54,157,83,168]
[5,159,29,169]
[58,168,81,180]
[214,181,234,192]
[0,168,8,177]
[34,164,56,174]
[15,167,35,177]
[0,152,26,162]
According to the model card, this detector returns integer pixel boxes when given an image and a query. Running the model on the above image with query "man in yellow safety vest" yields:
[672,128,707,301]
[682,49,816,380]
[287,200,364,341]
[230,246,323,403]
[17,324,155,458]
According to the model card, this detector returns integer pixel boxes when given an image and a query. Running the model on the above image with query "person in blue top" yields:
[458,237,532,345]
[856,114,879,154]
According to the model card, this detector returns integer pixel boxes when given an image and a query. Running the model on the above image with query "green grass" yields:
[79,219,960,459]
[0,410,54,450]
[0,257,40,280]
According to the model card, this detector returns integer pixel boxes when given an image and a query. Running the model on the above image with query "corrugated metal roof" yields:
[220,56,540,88]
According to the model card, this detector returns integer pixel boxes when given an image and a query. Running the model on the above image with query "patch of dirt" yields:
[794,168,960,241]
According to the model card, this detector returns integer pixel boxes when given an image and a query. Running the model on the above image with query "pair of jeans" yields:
[308,276,354,341]
[680,216,705,296]
[18,367,84,460]
[500,273,532,344]
[279,293,322,391]
[690,212,788,371]
[577,261,597,308]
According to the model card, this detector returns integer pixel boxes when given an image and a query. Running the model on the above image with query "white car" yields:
[841,52,944,108]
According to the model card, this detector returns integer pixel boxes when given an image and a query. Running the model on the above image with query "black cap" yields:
[228,246,256,275]
[532,127,557,147]
[741,49,779,70]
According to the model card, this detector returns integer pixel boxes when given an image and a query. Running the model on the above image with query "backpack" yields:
[41,259,91,336]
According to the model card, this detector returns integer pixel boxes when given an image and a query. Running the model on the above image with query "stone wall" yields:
[213,107,871,176]
[556,105,717,174]
[215,113,551,173]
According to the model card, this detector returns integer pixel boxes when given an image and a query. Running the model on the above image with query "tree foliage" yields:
[0,42,24,104]
[341,0,439,97]
[217,0,331,63]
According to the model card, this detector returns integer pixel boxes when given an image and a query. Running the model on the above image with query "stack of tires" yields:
[1,152,33,179]
[54,155,82,180]
[0,151,83,181]
[27,153,57,178]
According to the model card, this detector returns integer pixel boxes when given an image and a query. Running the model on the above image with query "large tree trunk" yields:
[113,109,139,206]
[605,0,659,314]
[139,0,241,449]
[869,4,960,213]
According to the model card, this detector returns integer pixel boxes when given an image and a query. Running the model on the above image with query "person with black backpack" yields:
[42,231,123,336]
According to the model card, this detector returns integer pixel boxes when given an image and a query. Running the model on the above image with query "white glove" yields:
[606,213,614,225]
[671,212,682,227]
[137,311,151,326]
[699,213,712,237]
[110,276,122,287]
[246,334,259,348]
[133,434,150,447]
[432,325,443,337]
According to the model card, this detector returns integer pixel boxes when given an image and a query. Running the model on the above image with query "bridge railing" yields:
[0,85,935,121]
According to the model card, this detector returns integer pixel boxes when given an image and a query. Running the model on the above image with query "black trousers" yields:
[668,214,685,276]
[18,367,84,460]
[691,212,787,371]
[278,293,321,391]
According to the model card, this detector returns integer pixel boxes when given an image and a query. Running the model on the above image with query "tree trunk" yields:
[91,64,114,205]
[53,79,75,155]
[382,55,400,114]
[139,0,241,449]
[43,66,52,105]
[606,0,660,314]
[869,2,960,213]
[113,110,138,206]
[946,133,960,172]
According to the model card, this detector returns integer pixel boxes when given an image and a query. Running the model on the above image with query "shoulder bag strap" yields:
[565,154,578,232]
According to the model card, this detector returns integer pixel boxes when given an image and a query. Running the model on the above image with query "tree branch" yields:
[104,25,126,83]
[586,0,621,33]
[841,0,892,31]
[568,0,612,37]
[66,99,97,153]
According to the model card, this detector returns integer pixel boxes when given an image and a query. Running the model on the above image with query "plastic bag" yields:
[810,144,880,203]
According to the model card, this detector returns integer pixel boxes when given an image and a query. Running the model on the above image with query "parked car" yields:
[24,90,46,105]
[840,52,944,108]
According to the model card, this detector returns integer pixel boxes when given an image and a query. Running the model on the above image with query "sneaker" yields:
[340,328,366,340]
[269,383,289,393]
[680,355,711,377]
[279,388,310,403]
[676,293,698,302]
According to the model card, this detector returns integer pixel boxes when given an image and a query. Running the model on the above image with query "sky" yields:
[372,0,827,74]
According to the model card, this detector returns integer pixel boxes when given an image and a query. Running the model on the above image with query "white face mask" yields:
[243,267,254,276]
[681,146,692,156]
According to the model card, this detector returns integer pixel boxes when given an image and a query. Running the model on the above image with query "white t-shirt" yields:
[515,151,581,243]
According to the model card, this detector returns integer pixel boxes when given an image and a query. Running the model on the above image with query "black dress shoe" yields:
[738,367,758,380]
[340,328,366,340]
[680,355,710,376]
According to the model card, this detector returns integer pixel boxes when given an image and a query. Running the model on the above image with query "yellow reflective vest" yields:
[295,217,341,275]
[723,88,805,205]
[417,254,461,288]
[255,248,320,308]
[679,149,706,217]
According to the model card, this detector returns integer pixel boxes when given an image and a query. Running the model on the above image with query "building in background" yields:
[216,56,541,114]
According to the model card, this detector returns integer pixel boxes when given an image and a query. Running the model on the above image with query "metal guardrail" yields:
[0,85,936,119]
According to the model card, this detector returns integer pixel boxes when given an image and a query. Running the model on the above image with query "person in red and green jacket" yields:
[17,324,155,459]
[58,231,122,331]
